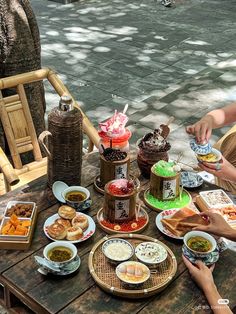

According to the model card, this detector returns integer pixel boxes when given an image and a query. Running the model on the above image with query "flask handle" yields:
[38,131,52,159]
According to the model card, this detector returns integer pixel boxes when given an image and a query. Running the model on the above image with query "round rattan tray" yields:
[88,234,177,298]
[97,206,149,234]
[144,188,191,212]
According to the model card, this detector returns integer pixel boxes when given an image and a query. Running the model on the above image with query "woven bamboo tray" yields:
[88,234,177,298]
[97,206,149,234]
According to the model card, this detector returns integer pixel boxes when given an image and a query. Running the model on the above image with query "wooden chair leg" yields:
[88,140,94,153]
[3,174,11,193]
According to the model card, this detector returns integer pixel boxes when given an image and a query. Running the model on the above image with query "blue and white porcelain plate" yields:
[189,139,212,155]
[181,171,203,189]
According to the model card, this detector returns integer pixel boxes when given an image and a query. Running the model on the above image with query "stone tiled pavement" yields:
[31,0,236,166]
[1,0,236,312]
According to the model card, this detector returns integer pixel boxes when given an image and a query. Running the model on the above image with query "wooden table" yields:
[0,152,236,314]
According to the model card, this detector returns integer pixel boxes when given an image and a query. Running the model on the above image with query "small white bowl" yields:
[184,231,216,256]
[197,148,222,163]
[43,241,77,267]
[116,261,150,285]
[135,242,168,265]
[102,238,134,263]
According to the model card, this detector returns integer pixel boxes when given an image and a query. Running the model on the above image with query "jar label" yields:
[115,164,128,179]
[163,179,176,199]
[115,200,130,220]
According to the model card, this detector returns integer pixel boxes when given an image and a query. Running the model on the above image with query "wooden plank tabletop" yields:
[0,152,236,314]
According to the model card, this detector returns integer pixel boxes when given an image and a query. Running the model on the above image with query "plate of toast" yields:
[155,207,208,240]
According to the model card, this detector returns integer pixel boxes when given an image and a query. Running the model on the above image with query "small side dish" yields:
[0,214,31,236]
[135,242,167,265]
[116,261,150,285]
[199,189,233,208]
[102,238,134,262]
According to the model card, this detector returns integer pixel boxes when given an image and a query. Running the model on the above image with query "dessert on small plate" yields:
[116,261,150,286]
[135,241,167,265]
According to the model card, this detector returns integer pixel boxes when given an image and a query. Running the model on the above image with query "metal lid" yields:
[59,95,73,111]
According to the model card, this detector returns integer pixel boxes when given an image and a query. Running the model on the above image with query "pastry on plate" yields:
[72,214,89,231]
[58,205,76,220]
[47,222,67,240]
[55,218,71,230]
[66,226,83,241]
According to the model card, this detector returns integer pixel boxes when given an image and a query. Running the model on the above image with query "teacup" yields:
[62,186,90,210]
[43,241,77,269]
[184,231,216,258]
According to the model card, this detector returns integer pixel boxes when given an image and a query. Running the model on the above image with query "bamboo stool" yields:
[0,68,100,194]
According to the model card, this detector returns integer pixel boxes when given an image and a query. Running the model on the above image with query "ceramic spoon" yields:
[34,256,61,272]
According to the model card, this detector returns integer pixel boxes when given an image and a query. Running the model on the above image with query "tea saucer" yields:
[181,171,203,189]
[182,245,219,266]
[52,181,68,203]
[35,255,81,276]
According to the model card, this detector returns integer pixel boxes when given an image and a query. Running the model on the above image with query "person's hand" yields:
[193,211,233,237]
[186,116,213,144]
[198,156,236,182]
[182,255,215,292]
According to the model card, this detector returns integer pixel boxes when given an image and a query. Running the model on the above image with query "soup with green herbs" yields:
[187,236,212,253]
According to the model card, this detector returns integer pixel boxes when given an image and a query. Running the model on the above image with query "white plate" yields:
[156,208,184,240]
[43,213,96,243]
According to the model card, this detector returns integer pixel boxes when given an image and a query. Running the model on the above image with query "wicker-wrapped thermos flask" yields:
[39,95,83,187]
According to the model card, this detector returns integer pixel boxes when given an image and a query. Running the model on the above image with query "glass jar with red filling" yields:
[98,128,132,153]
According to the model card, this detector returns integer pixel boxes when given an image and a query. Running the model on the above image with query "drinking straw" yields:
[123,104,129,114]
[135,202,142,222]
[179,185,183,201]
[110,139,112,148]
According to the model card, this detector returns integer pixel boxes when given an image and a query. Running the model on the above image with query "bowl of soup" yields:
[43,241,77,267]
[62,186,90,210]
[184,231,216,256]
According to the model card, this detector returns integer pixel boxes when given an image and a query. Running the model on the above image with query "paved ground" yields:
[1,0,236,312]
[31,0,236,165]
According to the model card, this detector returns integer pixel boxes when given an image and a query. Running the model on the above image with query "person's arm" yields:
[198,156,236,183]
[182,256,233,314]
[186,103,236,144]
[193,211,236,241]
